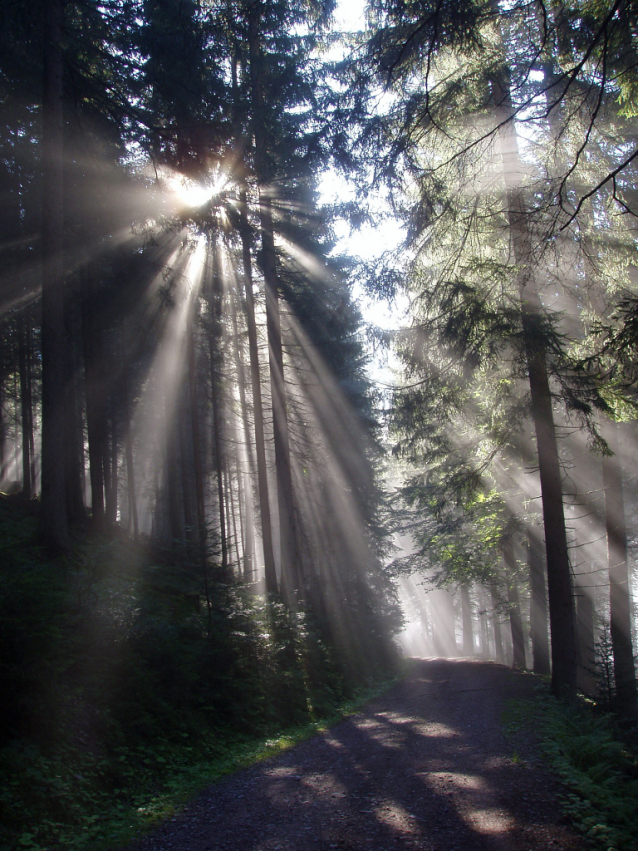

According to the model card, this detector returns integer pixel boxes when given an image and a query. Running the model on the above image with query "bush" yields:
[506,689,638,851]
[0,495,398,850]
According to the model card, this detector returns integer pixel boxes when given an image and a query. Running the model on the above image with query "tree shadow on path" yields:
[123,659,584,851]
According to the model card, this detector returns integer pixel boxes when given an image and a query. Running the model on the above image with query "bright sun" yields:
[159,167,228,211]
[174,178,215,209]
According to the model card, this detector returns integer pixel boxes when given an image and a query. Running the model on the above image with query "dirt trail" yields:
[123,659,583,851]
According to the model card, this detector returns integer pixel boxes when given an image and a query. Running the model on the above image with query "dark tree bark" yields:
[576,587,596,695]
[601,418,637,716]
[165,395,184,543]
[523,316,575,689]
[186,298,206,555]
[226,458,242,574]
[248,5,302,602]
[64,302,85,522]
[460,584,474,656]
[121,368,138,540]
[478,587,490,658]
[178,403,196,538]
[18,312,32,500]
[0,357,5,484]
[502,536,526,669]
[82,272,105,529]
[40,0,69,552]
[528,522,551,675]
[490,584,505,664]
[493,69,577,696]
[102,407,113,525]
[208,237,228,572]
[233,453,246,574]
[238,187,277,594]
[27,336,36,496]
[228,258,255,581]
[105,398,118,525]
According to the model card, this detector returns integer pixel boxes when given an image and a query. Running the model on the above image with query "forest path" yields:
[124,659,583,851]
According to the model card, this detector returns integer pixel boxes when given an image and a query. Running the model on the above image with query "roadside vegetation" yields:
[506,688,638,851]
[0,494,398,851]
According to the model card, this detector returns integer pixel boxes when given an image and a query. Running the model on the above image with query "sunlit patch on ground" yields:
[407,721,460,739]
[425,770,516,838]
[300,773,348,800]
[264,766,303,778]
[352,716,406,748]
[463,806,514,835]
[373,799,421,835]
[428,771,485,791]
[320,733,348,749]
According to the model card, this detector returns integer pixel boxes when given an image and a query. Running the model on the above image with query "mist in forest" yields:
[1,4,638,847]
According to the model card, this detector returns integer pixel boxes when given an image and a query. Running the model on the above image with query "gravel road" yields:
[122,658,584,851]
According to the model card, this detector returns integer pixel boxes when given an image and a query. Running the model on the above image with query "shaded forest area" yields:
[1,0,638,848]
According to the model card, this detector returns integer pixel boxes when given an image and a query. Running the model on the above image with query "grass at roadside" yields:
[3,672,401,851]
[504,688,638,851]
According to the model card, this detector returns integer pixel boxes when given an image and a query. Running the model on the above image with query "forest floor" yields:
[120,658,584,851]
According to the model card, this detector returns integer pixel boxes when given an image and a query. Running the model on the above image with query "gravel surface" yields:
[122,658,584,851]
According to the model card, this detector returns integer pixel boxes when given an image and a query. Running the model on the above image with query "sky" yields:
[319,0,408,382]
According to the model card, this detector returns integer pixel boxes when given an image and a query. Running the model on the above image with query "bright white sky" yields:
[319,0,408,385]
[334,0,367,30]
[321,0,407,322]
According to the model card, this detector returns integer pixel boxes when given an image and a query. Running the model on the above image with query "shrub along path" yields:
[121,659,583,851]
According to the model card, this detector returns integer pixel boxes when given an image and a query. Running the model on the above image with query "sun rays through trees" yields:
[1,0,638,845]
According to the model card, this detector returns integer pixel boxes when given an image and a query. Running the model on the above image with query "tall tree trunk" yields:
[107,399,118,524]
[82,273,105,529]
[122,369,138,540]
[40,0,69,552]
[0,361,5,483]
[232,446,247,575]
[460,584,474,656]
[507,577,526,670]
[208,238,228,572]
[179,404,196,539]
[18,312,32,500]
[64,303,85,522]
[493,69,577,696]
[13,370,19,481]
[478,586,490,658]
[226,458,242,574]
[523,311,575,688]
[228,263,255,581]
[248,6,301,602]
[490,584,505,664]
[165,392,183,543]
[576,586,596,695]
[258,191,299,598]
[125,420,138,540]
[243,468,255,581]
[601,418,637,716]
[27,334,36,494]
[502,536,526,669]
[102,418,112,525]
[238,187,277,593]
[186,300,206,555]
[528,522,551,675]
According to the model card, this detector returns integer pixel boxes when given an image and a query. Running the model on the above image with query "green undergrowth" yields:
[1,674,399,851]
[0,494,400,851]
[504,688,638,851]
